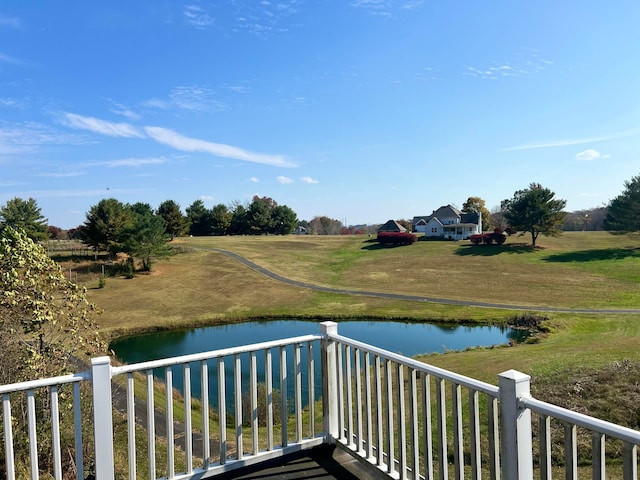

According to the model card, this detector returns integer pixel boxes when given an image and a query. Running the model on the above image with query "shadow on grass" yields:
[361,242,411,250]
[543,247,640,263]
[455,243,534,256]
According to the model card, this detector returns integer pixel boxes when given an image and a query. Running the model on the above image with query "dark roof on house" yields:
[412,205,480,227]
[377,219,407,232]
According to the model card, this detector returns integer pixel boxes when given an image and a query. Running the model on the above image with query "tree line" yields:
[3,173,640,253]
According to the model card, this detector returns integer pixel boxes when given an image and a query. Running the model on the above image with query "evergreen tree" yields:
[502,183,566,247]
[157,199,187,240]
[0,197,48,241]
[186,199,212,236]
[604,173,640,235]
[211,203,232,235]
[124,203,174,271]
[79,198,132,255]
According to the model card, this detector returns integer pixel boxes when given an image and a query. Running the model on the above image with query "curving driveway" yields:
[201,247,640,315]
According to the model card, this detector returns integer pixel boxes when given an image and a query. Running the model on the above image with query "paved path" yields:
[201,247,640,315]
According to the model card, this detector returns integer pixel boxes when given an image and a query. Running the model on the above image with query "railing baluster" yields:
[295,343,302,443]
[397,364,407,480]
[250,351,259,455]
[51,385,62,480]
[265,349,273,450]
[337,343,344,441]
[564,423,577,480]
[27,389,39,479]
[201,360,210,468]
[127,373,136,480]
[365,351,373,461]
[73,382,83,480]
[183,363,193,473]
[375,355,384,467]
[355,348,363,453]
[487,396,499,480]
[345,345,353,447]
[409,369,419,480]
[452,383,463,480]
[218,358,227,464]
[469,388,481,480]
[539,414,551,480]
[280,346,288,448]
[592,431,605,480]
[3,394,15,480]
[165,367,175,478]
[146,369,156,479]
[308,342,315,438]
[436,377,448,480]
[234,354,243,460]
[386,359,395,475]
[422,373,434,480]
[622,441,638,480]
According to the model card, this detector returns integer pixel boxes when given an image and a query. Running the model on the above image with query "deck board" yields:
[215,445,389,480]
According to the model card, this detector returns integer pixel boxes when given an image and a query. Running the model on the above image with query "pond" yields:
[111,320,524,408]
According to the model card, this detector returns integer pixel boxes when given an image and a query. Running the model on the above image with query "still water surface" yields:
[111,320,523,406]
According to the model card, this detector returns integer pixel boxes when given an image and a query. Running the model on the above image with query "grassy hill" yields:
[76,232,640,396]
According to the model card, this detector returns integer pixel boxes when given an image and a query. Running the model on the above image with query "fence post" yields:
[499,369,533,480]
[320,322,339,442]
[91,356,115,480]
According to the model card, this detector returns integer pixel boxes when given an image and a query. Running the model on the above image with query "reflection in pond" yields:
[111,320,525,407]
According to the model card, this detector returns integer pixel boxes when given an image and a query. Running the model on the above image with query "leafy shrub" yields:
[376,231,417,246]
[469,228,507,245]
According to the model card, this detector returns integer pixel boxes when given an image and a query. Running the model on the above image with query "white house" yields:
[412,204,482,240]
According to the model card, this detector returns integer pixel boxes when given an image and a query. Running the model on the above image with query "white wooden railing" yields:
[1,321,640,479]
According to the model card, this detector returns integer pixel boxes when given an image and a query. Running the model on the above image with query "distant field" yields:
[181,231,640,309]
[79,231,640,337]
[78,231,640,426]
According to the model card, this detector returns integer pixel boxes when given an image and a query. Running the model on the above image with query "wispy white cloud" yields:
[0,52,28,67]
[249,176,260,183]
[0,15,21,28]
[1,188,140,199]
[0,97,22,108]
[143,85,225,113]
[232,0,300,37]
[99,157,167,168]
[62,113,144,138]
[575,149,610,161]
[350,0,424,16]
[38,171,86,178]
[504,128,640,151]
[300,176,318,184]
[145,126,295,167]
[224,84,251,94]
[0,121,88,154]
[464,48,552,80]
[199,195,214,201]
[277,175,294,184]
[107,99,141,120]
[184,4,215,29]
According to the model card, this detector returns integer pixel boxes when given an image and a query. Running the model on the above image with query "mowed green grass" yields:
[181,231,640,308]
[86,231,640,382]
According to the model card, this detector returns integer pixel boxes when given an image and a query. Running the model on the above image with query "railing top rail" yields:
[111,333,322,375]
[522,396,640,445]
[0,371,90,396]
[329,332,500,396]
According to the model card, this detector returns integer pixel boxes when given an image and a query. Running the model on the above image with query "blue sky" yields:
[1,1,639,229]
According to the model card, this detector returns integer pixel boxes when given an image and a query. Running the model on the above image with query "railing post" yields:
[499,370,533,480]
[320,321,339,442]
[91,356,115,480]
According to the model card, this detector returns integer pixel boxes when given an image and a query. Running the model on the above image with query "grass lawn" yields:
[70,231,640,422]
